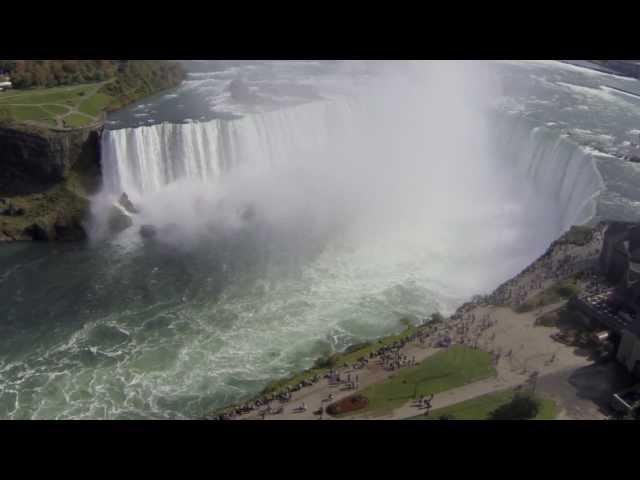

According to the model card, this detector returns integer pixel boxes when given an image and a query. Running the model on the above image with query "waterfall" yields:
[101,100,355,198]
[492,114,604,230]
[101,98,606,231]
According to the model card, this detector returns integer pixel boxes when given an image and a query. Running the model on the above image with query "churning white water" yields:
[3,60,633,419]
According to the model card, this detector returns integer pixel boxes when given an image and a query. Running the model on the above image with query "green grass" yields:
[409,389,557,420]
[63,113,93,128]
[0,83,98,106]
[0,105,52,123]
[0,83,107,128]
[350,345,496,418]
[259,323,422,397]
[42,104,69,116]
[78,92,113,117]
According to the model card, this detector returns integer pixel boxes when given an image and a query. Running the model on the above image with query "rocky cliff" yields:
[0,123,102,241]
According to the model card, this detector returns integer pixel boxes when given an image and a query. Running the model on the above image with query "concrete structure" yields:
[589,223,640,378]
[617,330,640,377]
[599,222,636,284]
[603,60,640,79]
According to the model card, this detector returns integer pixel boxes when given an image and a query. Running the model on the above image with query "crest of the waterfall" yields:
[94,60,600,290]
[101,100,356,200]
[491,114,605,230]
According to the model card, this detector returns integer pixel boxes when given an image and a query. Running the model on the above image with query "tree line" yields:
[0,60,184,91]
[0,60,122,89]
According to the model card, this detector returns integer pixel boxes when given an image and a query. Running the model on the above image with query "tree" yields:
[0,106,14,125]
[489,393,540,420]
[33,64,49,87]
[438,414,456,420]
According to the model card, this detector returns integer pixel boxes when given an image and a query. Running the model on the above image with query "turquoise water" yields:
[2,60,640,419]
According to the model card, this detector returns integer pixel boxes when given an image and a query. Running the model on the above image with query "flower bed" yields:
[327,394,369,416]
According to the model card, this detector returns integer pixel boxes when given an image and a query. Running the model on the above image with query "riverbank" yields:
[0,61,186,242]
[211,223,612,420]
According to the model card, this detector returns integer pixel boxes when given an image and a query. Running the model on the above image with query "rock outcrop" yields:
[0,123,102,242]
[107,204,134,235]
[0,123,101,195]
[118,192,139,214]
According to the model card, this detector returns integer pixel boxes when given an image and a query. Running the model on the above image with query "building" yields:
[599,222,635,284]
[602,60,640,79]
[591,222,640,378]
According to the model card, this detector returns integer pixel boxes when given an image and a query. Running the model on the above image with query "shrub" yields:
[489,392,540,420]
[561,225,594,246]
[555,282,580,299]
[344,342,371,354]
[312,353,339,369]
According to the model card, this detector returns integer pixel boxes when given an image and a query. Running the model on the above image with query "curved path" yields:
[0,81,108,128]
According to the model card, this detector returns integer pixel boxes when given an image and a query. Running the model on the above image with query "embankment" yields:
[0,122,102,241]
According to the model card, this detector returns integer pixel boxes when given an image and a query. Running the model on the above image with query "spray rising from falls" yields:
[97,61,601,302]
[101,100,355,198]
[57,61,605,419]
[101,101,605,238]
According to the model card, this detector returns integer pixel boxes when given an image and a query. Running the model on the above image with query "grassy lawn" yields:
[0,83,98,106]
[210,321,446,417]
[78,92,112,117]
[42,104,69,116]
[0,82,111,128]
[1,105,55,125]
[63,113,93,128]
[349,345,496,418]
[409,389,557,420]
[259,323,423,397]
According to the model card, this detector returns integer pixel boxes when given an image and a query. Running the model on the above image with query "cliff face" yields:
[0,124,101,194]
[0,123,102,242]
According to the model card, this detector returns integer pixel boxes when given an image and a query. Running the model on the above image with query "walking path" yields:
[0,81,108,128]
[226,226,608,421]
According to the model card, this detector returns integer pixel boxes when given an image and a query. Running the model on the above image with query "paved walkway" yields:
[0,81,108,128]
[230,228,608,421]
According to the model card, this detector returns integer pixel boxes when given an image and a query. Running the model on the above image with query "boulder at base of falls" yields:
[107,205,133,235]
[139,224,157,239]
[54,216,87,241]
[23,222,50,241]
[118,192,139,214]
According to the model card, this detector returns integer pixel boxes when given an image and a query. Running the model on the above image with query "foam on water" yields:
[3,60,639,419]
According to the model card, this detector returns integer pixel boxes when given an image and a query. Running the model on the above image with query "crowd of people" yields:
[483,225,605,309]
[211,224,609,421]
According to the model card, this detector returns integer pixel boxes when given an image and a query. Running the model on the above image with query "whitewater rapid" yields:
[101,100,354,198]
[102,97,606,232]
[2,60,626,419]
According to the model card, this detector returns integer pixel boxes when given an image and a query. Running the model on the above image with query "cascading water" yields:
[101,100,356,199]
[2,60,633,420]
[491,113,604,230]
[101,99,605,235]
